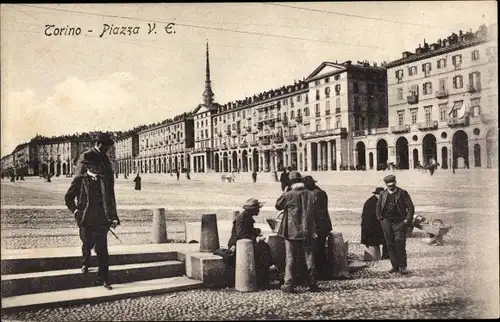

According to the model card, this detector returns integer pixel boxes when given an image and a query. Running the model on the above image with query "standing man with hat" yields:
[65,154,120,290]
[303,175,332,280]
[376,175,414,275]
[361,187,389,259]
[275,171,319,293]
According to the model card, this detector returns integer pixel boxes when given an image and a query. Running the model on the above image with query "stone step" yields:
[1,249,181,274]
[1,276,203,313]
[1,260,185,297]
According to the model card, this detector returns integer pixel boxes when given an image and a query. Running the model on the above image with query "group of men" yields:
[64,132,415,292]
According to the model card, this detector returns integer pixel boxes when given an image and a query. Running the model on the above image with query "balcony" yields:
[447,116,469,127]
[246,126,252,132]
[230,143,238,149]
[335,107,341,114]
[417,120,438,131]
[353,130,368,137]
[261,138,270,145]
[249,141,259,147]
[286,135,298,142]
[231,132,238,138]
[217,132,222,137]
[315,112,321,118]
[281,118,288,126]
[239,142,248,148]
[391,124,410,134]
[236,128,241,134]
[221,143,228,150]
[303,118,311,125]
[469,114,485,125]
[273,136,284,144]
[325,110,331,116]
[225,129,231,135]
[435,90,449,99]
[300,127,347,139]
[407,94,419,105]
[468,84,481,93]
[295,115,303,123]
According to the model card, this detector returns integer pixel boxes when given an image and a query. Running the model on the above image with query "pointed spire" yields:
[203,42,214,107]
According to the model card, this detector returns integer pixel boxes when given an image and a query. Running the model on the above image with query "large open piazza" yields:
[1,169,498,320]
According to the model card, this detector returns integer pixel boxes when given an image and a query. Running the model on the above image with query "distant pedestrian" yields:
[361,187,389,260]
[64,156,120,290]
[376,175,414,275]
[280,168,289,192]
[134,173,142,191]
[303,175,332,280]
[115,172,118,179]
[252,171,257,183]
[10,173,15,182]
[176,170,180,181]
[276,171,319,293]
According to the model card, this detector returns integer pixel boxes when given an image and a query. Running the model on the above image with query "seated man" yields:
[227,198,275,289]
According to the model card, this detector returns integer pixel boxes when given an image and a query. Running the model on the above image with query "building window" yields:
[315,104,320,114]
[453,75,463,89]
[471,50,480,61]
[326,117,331,129]
[334,75,340,81]
[437,58,446,69]
[297,95,301,102]
[439,104,448,121]
[409,84,419,95]
[325,100,330,113]
[411,109,417,124]
[470,98,481,117]
[325,77,330,83]
[304,107,310,117]
[283,98,288,106]
[422,62,432,76]
[469,72,481,90]
[424,106,432,122]
[335,116,341,128]
[316,89,320,100]
[397,111,404,126]
[290,110,295,119]
[395,69,404,81]
[397,87,403,100]
[408,66,417,76]
[316,124,321,132]
[452,55,462,68]
[450,101,463,118]
[205,129,208,137]
[336,98,341,109]
[438,78,447,91]
[335,84,341,95]
[325,87,330,98]
[423,82,433,95]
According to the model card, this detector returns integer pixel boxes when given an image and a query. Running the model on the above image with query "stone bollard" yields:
[151,208,167,244]
[266,234,285,274]
[364,245,381,261]
[328,232,351,279]
[200,214,220,252]
[231,211,240,222]
[235,239,258,292]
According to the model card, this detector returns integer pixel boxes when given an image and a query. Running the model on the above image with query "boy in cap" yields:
[65,154,120,289]
[276,171,319,292]
[375,175,414,275]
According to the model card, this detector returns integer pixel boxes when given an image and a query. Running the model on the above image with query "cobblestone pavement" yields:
[1,171,498,320]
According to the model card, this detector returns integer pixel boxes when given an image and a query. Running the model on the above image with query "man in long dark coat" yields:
[361,187,389,259]
[279,168,289,192]
[65,156,120,290]
[303,175,332,279]
[134,173,142,190]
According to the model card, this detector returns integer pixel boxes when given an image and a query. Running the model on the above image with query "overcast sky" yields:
[1,2,497,156]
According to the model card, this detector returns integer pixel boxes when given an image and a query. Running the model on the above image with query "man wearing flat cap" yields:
[375,175,415,275]
[361,187,389,259]
[65,154,120,290]
[303,175,332,280]
[276,171,319,293]
[228,198,274,289]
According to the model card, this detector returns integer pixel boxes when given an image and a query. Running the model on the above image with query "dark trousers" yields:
[381,219,407,269]
[79,225,110,282]
[284,238,316,287]
[314,235,328,279]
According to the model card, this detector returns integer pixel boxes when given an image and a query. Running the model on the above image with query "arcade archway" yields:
[441,147,449,169]
[474,144,481,167]
[376,139,388,169]
[252,149,259,172]
[452,130,469,169]
[413,149,419,168]
[290,144,298,170]
[232,151,238,171]
[368,152,374,169]
[356,142,366,168]
[223,152,229,172]
[395,137,409,169]
[422,134,437,165]
[214,153,220,172]
[242,150,248,172]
